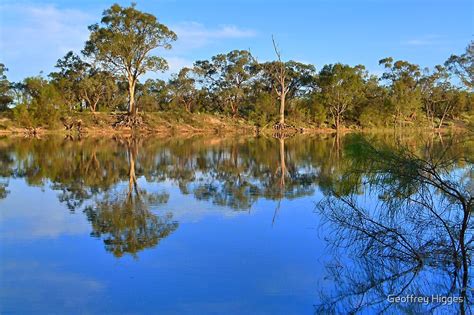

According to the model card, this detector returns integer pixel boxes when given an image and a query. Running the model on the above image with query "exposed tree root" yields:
[113,114,144,129]
[273,122,291,131]
[60,117,83,133]
[272,122,303,138]
[23,127,39,138]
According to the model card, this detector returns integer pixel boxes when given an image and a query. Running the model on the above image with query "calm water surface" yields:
[0,133,472,314]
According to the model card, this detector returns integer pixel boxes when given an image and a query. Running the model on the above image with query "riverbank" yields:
[0,111,471,136]
[0,111,335,136]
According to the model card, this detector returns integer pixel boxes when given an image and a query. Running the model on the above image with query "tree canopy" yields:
[83,3,177,116]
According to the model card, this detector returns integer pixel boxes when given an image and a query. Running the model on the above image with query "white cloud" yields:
[172,22,257,50]
[0,3,94,80]
[402,35,445,47]
[404,39,432,46]
[0,179,91,240]
[1,260,105,312]
[165,56,193,73]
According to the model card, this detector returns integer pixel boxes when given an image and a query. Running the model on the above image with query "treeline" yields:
[0,3,472,130]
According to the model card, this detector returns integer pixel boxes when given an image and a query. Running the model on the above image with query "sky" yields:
[0,0,473,82]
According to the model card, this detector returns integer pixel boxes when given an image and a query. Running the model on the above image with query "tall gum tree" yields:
[83,3,177,116]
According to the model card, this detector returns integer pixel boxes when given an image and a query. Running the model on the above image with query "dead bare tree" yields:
[271,36,290,129]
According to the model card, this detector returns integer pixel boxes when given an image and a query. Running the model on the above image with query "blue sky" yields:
[0,0,472,82]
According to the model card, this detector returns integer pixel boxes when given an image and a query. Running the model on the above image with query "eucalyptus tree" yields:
[49,51,89,110]
[51,51,120,112]
[136,78,169,112]
[13,76,66,129]
[357,75,390,128]
[193,50,255,117]
[445,41,473,90]
[317,63,366,130]
[379,58,422,127]
[83,3,177,119]
[419,65,459,128]
[79,71,119,112]
[168,67,197,112]
[0,64,12,111]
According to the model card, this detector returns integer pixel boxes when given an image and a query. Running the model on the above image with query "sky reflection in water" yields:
[0,133,472,314]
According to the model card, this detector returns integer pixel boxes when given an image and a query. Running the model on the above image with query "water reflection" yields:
[83,137,178,258]
[316,134,473,314]
[0,146,13,199]
[0,132,472,313]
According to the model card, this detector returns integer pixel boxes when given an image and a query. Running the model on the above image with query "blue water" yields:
[0,134,471,314]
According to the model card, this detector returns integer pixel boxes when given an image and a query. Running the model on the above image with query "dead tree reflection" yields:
[272,137,289,225]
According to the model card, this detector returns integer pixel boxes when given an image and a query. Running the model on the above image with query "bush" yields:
[12,80,67,129]
[13,104,37,128]
[359,103,392,128]
[248,92,277,127]
[311,101,327,126]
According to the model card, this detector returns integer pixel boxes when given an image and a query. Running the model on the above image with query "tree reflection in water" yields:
[83,137,178,258]
[316,134,473,314]
[0,141,13,199]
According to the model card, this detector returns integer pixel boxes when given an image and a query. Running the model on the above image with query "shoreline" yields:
[0,112,470,137]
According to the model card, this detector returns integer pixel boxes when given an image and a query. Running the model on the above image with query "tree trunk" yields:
[438,104,451,129]
[91,99,98,112]
[279,138,286,188]
[127,139,138,201]
[279,92,285,125]
[231,102,238,118]
[128,78,137,116]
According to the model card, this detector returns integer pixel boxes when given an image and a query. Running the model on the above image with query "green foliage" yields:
[194,50,256,117]
[311,101,327,126]
[0,64,13,111]
[13,76,65,128]
[317,63,366,129]
[84,3,176,75]
[49,51,89,110]
[83,3,177,115]
[445,40,473,90]
[379,58,423,125]
[307,94,328,127]
[13,103,36,128]
[359,102,392,128]
[293,95,327,126]
[168,68,197,112]
[137,79,169,112]
[248,92,277,127]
